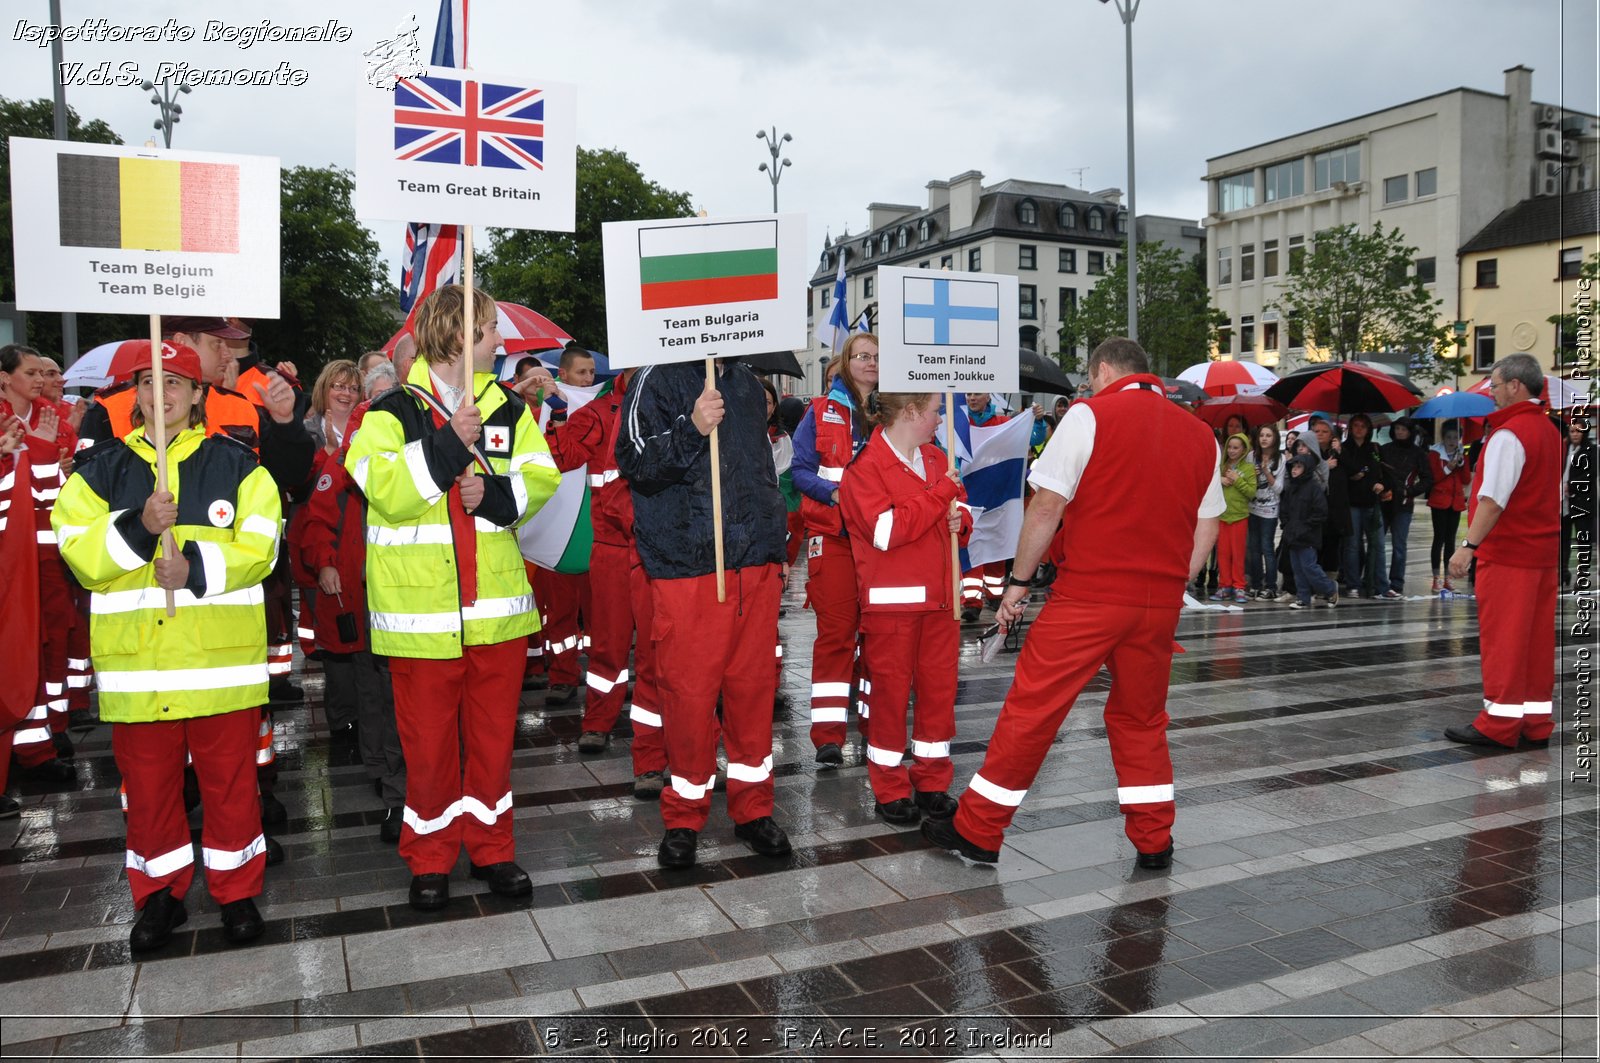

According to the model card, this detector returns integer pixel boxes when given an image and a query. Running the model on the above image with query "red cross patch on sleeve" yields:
[483,425,511,456]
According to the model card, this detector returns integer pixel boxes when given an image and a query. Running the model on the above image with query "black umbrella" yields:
[1264,362,1422,413]
[738,350,804,379]
[1159,376,1208,404]
[1017,347,1075,393]
[1280,359,1424,398]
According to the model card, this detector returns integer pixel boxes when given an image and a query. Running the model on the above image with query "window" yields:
[1264,159,1304,202]
[940,254,953,269]
[821,288,831,308]
[917,219,930,242]
[1416,256,1437,284]
[863,275,874,299]
[1059,287,1077,318]
[1287,316,1305,350]
[918,260,930,269]
[1240,243,1256,282]
[821,250,832,268]
[1240,315,1256,354]
[1288,234,1305,273]
[1474,325,1497,372]
[1383,175,1408,204]
[1217,246,1233,285]
[1087,251,1106,275]
[968,248,982,271]
[1263,239,1279,278]
[1217,172,1255,212]
[1263,321,1279,352]
[1558,320,1581,365]
[1019,244,1037,270]
[1059,248,1077,273]
[1217,322,1233,355]
[1115,211,1128,234]
[1415,167,1437,198]
[1476,258,1498,287]
[1560,247,1584,279]
[1017,199,1038,225]
[896,227,908,249]
[1059,204,1077,228]
[1313,144,1361,190]
[864,240,872,260]
[1020,284,1037,320]
[1087,208,1105,232]
[1020,326,1039,352]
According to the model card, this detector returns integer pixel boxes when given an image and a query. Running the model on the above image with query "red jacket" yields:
[295,454,369,653]
[800,396,858,538]
[839,429,971,614]
[2,397,73,560]
[1426,446,1470,512]
[545,380,632,547]
[1470,400,1561,568]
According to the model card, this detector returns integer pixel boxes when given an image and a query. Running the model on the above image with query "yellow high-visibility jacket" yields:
[346,360,558,659]
[52,426,282,722]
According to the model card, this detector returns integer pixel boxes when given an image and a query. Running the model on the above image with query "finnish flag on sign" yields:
[902,276,1001,347]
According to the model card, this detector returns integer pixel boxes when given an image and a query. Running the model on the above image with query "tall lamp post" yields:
[142,78,191,148]
[49,0,77,366]
[1100,0,1139,343]
[756,127,792,213]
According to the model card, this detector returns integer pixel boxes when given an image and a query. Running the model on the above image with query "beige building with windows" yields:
[1203,66,1597,369]
[1458,188,1597,380]
[801,171,1201,395]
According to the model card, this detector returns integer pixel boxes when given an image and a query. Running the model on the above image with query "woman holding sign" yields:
[791,334,879,767]
[838,391,970,826]
[346,285,559,911]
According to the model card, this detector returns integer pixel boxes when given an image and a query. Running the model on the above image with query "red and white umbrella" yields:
[1177,359,1279,397]
[61,339,151,390]
[1194,394,1290,431]
[1465,373,1585,410]
[383,301,574,357]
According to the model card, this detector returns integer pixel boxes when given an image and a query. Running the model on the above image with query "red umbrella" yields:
[1263,363,1420,413]
[1177,359,1278,397]
[383,301,574,356]
[1194,394,1289,431]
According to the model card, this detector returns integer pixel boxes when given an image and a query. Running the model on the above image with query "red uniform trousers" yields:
[521,560,547,679]
[65,581,92,713]
[962,561,1007,607]
[113,709,265,908]
[954,595,1182,855]
[1217,519,1247,590]
[653,565,780,830]
[13,559,74,764]
[580,541,666,774]
[263,557,294,682]
[1469,561,1557,746]
[534,568,590,685]
[391,638,524,874]
[861,612,958,803]
[785,510,804,566]
[806,533,863,747]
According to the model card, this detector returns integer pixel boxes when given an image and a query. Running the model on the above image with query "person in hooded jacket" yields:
[1378,418,1432,597]
[1340,413,1390,597]
[1426,422,1472,593]
[1210,432,1256,602]
[1280,447,1339,609]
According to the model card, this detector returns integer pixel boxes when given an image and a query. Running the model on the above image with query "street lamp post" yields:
[48,0,77,367]
[1100,0,1140,343]
[756,127,792,213]
[141,78,191,148]
[1039,295,1050,358]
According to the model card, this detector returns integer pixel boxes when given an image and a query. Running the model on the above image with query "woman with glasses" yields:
[791,333,878,768]
[306,360,362,471]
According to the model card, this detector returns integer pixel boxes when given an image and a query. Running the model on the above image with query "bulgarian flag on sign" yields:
[637,219,779,310]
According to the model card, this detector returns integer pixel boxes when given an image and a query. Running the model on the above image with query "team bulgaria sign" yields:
[601,214,808,367]
[354,63,576,229]
[875,265,1020,392]
[8,137,280,316]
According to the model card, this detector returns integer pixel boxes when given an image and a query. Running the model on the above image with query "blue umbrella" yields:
[1413,391,1494,419]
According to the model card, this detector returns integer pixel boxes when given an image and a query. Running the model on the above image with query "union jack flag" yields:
[401,222,461,319]
[394,74,546,170]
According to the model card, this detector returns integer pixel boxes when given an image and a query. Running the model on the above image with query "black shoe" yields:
[1520,734,1552,749]
[576,730,608,754]
[522,672,549,691]
[913,790,959,818]
[1445,723,1510,748]
[268,678,303,704]
[734,816,792,857]
[920,814,999,864]
[379,808,403,843]
[875,798,921,825]
[219,897,265,944]
[409,873,450,910]
[632,771,665,801]
[27,758,75,786]
[329,721,358,745]
[68,708,94,729]
[960,608,980,623]
[0,794,19,819]
[773,689,792,713]
[129,887,188,952]
[1135,842,1174,871]
[469,861,532,897]
[259,792,288,827]
[264,836,285,866]
[51,732,75,759]
[658,827,698,869]
[545,683,577,705]
[814,742,843,768]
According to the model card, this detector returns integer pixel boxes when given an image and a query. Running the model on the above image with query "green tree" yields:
[250,165,394,383]
[1548,250,1599,367]
[1269,221,1454,381]
[479,147,695,349]
[1057,243,1224,377]
[0,96,142,360]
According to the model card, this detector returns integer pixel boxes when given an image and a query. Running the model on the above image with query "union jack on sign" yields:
[394,73,545,170]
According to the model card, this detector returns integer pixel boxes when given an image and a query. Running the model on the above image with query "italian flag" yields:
[637,219,779,310]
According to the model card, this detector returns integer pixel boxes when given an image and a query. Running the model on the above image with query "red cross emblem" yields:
[485,426,509,453]
[208,499,235,528]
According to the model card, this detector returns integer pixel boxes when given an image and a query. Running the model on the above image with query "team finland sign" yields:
[8,138,280,316]
[875,265,1020,392]
[354,63,576,230]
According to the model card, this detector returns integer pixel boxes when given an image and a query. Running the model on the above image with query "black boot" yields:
[129,887,188,952]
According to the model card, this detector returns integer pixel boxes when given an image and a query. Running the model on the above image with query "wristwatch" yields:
[1007,572,1037,588]
[1460,540,1479,551]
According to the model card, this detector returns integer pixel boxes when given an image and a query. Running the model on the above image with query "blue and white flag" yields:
[934,393,974,465]
[852,309,872,334]
[958,411,1035,570]
[903,276,1000,347]
[815,254,850,351]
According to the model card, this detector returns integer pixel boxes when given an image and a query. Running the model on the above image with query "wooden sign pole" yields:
[945,391,960,620]
[706,356,726,603]
[148,314,176,617]
[462,225,475,365]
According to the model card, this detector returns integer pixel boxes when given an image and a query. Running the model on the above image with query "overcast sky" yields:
[3,0,1596,290]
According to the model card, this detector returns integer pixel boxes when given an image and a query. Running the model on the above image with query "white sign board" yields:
[9,138,280,317]
[876,265,1020,392]
[355,64,576,230]
[601,214,809,368]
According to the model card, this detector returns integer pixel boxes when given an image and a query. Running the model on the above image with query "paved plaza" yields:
[1,572,1595,1061]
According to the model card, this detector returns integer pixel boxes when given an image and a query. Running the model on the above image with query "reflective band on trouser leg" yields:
[185,708,266,904]
[203,834,267,871]
[626,544,668,777]
[960,572,984,605]
[114,717,197,908]
[1471,562,1557,747]
[718,564,782,826]
[255,716,275,767]
[1100,601,1183,855]
[807,534,859,749]
[860,623,914,803]
[581,545,635,736]
[267,643,292,677]
[458,640,525,868]
[905,612,958,796]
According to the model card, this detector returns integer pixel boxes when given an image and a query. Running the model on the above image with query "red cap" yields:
[126,341,204,384]
[163,316,250,340]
